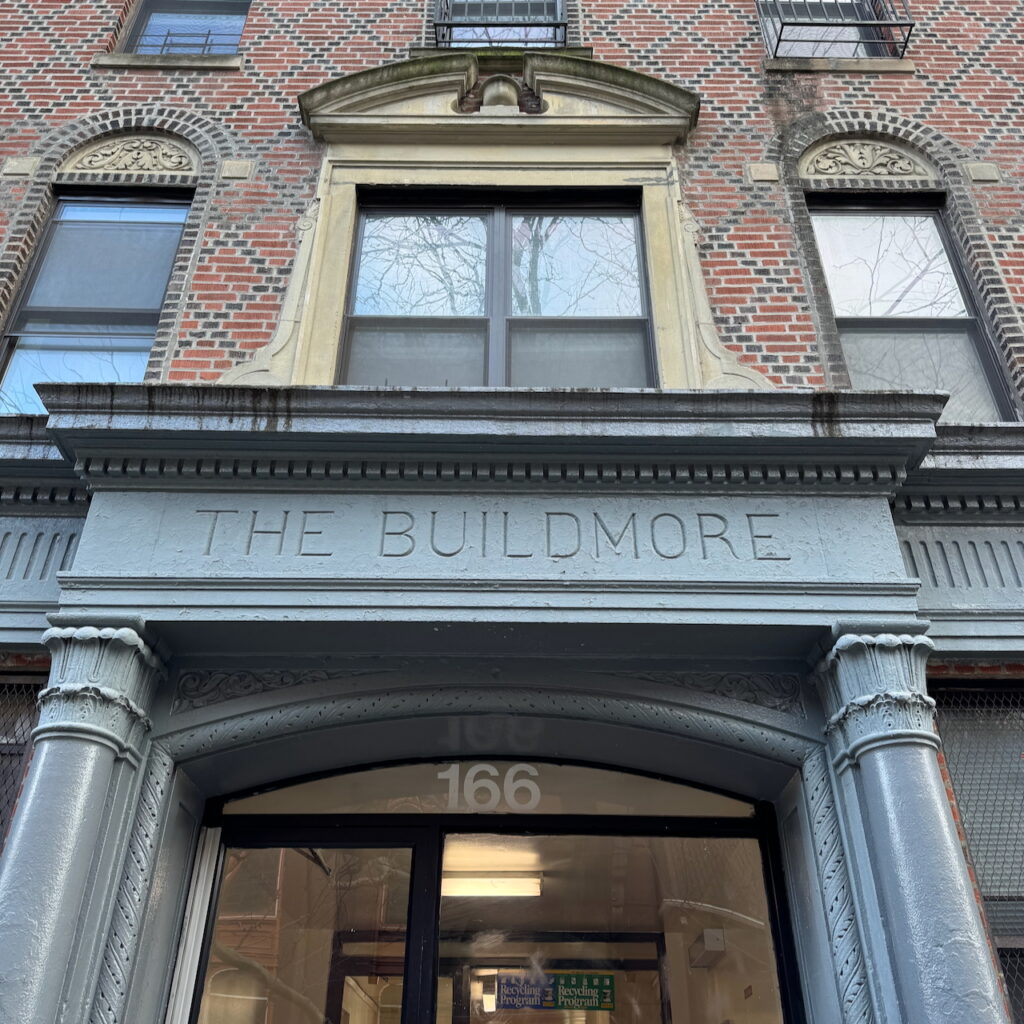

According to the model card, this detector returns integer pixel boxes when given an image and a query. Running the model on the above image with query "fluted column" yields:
[0,626,164,1024]
[818,633,1008,1024]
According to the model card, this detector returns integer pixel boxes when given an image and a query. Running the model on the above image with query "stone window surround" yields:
[223,52,770,393]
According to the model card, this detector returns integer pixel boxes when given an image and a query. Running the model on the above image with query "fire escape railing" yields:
[759,0,914,59]
[435,0,567,47]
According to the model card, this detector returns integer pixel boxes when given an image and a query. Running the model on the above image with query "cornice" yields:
[896,423,1024,518]
[32,384,946,494]
[0,414,89,511]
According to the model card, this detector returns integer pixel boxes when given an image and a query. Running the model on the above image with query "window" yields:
[435,0,567,47]
[810,208,1006,422]
[341,195,654,388]
[758,0,913,59]
[124,0,251,55]
[0,199,188,415]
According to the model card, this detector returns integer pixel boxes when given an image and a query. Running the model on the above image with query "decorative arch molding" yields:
[298,51,701,144]
[772,108,971,184]
[158,682,817,768]
[88,677,877,1024]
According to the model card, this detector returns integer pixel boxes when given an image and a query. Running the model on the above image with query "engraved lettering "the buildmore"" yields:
[380,509,789,561]
[193,505,791,563]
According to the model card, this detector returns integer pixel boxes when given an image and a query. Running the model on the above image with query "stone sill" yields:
[765,56,915,73]
[91,52,243,71]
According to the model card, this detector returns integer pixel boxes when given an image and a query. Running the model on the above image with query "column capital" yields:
[816,632,936,766]
[36,626,166,763]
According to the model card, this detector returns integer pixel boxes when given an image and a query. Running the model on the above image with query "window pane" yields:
[26,218,185,313]
[136,11,246,54]
[509,322,650,387]
[345,323,486,386]
[225,762,755,817]
[353,215,488,318]
[812,214,969,318]
[195,846,412,1024]
[440,834,785,1024]
[0,334,152,415]
[510,215,643,317]
[840,329,1002,422]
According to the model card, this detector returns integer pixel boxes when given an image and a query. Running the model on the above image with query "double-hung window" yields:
[0,199,188,415]
[810,207,1007,422]
[125,0,251,55]
[342,193,654,388]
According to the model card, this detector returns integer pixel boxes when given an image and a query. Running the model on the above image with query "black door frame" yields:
[194,804,806,1024]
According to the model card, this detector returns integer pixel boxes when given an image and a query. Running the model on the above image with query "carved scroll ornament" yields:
[64,134,197,174]
[800,140,933,180]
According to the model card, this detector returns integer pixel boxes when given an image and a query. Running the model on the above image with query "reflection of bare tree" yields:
[510,216,642,318]
[355,216,487,317]
[203,848,411,1024]
[213,940,329,1024]
[814,215,966,318]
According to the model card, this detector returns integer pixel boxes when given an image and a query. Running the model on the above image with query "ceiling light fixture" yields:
[441,873,543,898]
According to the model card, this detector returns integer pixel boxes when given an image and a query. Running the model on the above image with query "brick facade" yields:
[1,0,1023,395]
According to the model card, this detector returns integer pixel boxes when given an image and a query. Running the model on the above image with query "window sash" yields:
[809,208,1010,423]
[125,0,250,55]
[342,202,653,388]
[0,199,188,414]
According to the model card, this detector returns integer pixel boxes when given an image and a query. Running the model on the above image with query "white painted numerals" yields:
[437,762,542,812]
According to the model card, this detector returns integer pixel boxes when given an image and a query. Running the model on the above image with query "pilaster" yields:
[0,626,165,1024]
[816,632,1009,1024]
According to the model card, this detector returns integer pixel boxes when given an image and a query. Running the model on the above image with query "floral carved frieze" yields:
[172,667,387,712]
[608,671,805,717]
[63,134,198,174]
[800,140,933,180]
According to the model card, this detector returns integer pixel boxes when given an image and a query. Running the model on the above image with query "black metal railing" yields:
[435,0,566,47]
[758,0,913,59]
[134,29,243,55]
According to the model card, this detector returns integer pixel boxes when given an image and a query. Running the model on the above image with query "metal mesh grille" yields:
[0,679,41,850]
[935,685,1024,1022]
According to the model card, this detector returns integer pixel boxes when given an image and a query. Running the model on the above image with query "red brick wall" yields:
[1,0,1023,390]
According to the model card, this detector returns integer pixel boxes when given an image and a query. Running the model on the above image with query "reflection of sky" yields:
[137,12,246,54]
[841,329,1001,423]
[813,214,968,318]
[511,216,642,317]
[354,215,488,318]
[0,336,150,415]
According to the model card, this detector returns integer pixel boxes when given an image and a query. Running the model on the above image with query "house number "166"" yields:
[437,763,542,812]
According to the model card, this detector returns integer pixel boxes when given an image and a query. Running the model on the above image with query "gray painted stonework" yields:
[0,386,1018,1024]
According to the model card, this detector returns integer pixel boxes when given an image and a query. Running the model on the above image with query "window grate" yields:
[935,686,1024,1022]
[435,0,567,47]
[0,680,42,851]
[134,29,243,55]
[758,0,914,59]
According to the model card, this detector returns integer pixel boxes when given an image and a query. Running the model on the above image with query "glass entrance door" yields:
[190,764,800,1024]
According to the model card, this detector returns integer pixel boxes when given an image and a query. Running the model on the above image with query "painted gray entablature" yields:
[0,415,88,646]
[34,384,941,655]
[896,424,1024,656]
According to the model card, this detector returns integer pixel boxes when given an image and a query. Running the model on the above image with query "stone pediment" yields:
[298,52,700,145]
